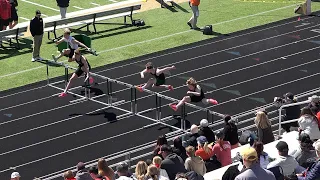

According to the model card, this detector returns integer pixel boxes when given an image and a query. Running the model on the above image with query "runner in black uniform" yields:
[136,62,175,92]
[169,77,218,111]
[59,48,93,98]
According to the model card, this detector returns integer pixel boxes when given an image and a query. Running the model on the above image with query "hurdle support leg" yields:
[46,63,50,85]
[155,94,159,120]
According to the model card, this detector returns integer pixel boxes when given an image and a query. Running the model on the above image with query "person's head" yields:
[63,170,74,180]
[215,130,225,141]
[35,10,41,18]
[158,144,172,158]
[186,77,197,90]
[224,115,232,124]
[253,141,264,159]
[97,158,113,177]
[197,136,211,154]
[301,107,314,117]
[147,165,160,180]
[88,166,100,178]
[73,48,81,60]
[190,124,199,134]
[63,28,71,39]
[173,136,183,149]
[254,111,271,129]
[76,162,86,171]
[276,141,289,156]
[145,62,154,73]
[145,159,152,166]
[135,161,148,180]
[175,173,189,180]
[152,156,162,168]
[313,139,320,157]
[116,162,129,176]
[11,172,21,180]
[309,95,320,106]
[156,135,167,146]
[240,147,258,168]
[199,119,209,128]
[298,133,313,148]
[185,146,196,157]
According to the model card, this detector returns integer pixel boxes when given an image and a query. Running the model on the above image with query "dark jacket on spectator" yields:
[76,170,94,180]
[257,126,274,145]
[56,0,70,7]
[223,122,239,146]
[185,133,200,148]
[29,16,43,37]
[284,99,301,121]
[300,160,320,180]
[199,127,215,144]
[172,147,187,161]
[160,153,186,180]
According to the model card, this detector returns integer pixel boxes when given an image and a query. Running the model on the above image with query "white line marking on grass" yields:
[90,2,100,6]
[73,6,84,9]
[0,4,305,81]
[19,17,29,21]
[109,0,118,2]
[41,14,48,17]
[20,0,60,12]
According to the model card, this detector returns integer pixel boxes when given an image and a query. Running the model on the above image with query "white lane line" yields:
[90,2,100,6]
[0,101,83,126]
[0,85,47,99]
[20,0,60,12]
[0,95,57,112]
[112,23,320,80]
[109,0,118,2]
[0,5,305,80]
[0,123,144,173]
[0,107,119,156]
[19,17,29,21]
[73,6,84,9]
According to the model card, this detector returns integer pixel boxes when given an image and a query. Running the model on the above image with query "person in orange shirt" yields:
[187,0,200,29]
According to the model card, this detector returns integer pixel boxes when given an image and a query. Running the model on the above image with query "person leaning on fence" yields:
[8,0,18,29]
[52,28,90,62]
[30,10,44,62]
[187,0,200,30]
[56,0,70,19]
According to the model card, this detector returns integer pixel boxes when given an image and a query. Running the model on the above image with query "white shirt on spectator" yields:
[298,115,320,140]
[259,153,270,169]
[159,169,169,179]
[147,175,169,180]
[267,155,299,176]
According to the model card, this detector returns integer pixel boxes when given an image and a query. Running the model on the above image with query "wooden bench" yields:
[0,26,28,49]
[44,4,142,40]
[161,0,174,8]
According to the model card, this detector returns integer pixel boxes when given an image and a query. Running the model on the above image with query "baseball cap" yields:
[76,162,86,170]
[240,147,258,161]
[199,119,209,127]
[197,136,208,144]
[35,10,41,15]
[276,141,289,153]
[11,172,20,178]
[284,92,294,100]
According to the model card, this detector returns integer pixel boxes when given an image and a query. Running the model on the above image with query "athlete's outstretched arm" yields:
[156,65,176,75]
[140,69,147,78]
[187,86,201,96]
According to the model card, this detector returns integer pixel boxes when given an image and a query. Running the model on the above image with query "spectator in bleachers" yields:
[175,173,189,180]
[64,170,76,180]
[10,172,20,180]
[253,141,270,169]
[152,156,169,179]
[296,139,320,180]
[30,10,44,62]
[184,125,200,148]
[212,131,232,167]
[56,0,70,19]
[134,161,148,180]
[146,165,169,180]
[291,133,317,168]
[254,111,274,144]
[89,166,104,180]
[8,0,17,29]
[275,92,300,133]
[198,119,215,144]
[234,147,276,180]
[298,107,320,141]
[195,136,213,161]
[116,162,134,180]
[184,146,206,175]
[97,158,115,180]
[159,144,186,180]
[307,95,320,115]
[153,135,168,158]
[223,115,240,149]
[267,141,300,176]
[173,136,187,161]
[75,162,94,180]
[146,159,152,166]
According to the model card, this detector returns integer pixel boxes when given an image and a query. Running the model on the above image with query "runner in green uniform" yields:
[136,62,175,92]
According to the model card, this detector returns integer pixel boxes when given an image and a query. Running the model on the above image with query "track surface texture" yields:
[2,15,320,179]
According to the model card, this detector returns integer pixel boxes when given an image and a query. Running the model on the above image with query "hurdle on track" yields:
[45,61,225,131]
